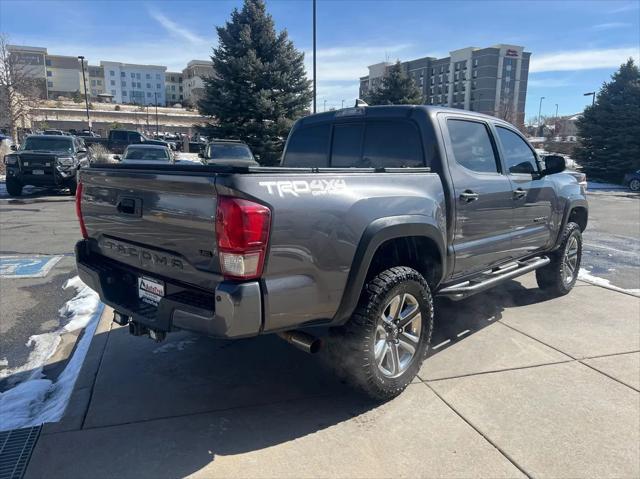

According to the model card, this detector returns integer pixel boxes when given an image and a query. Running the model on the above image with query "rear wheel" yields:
[536,222,582,296]
[629,179,640,191]
[330,266,434,401]
[6,177,23,197]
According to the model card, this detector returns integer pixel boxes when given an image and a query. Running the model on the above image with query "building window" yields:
[179,77,183,83]
[97,80,102,85]
[455,63,460,71]
[505,76,511,83]
[122,91,127,96]
[156,83,161,89]
[473,59,478,67]
[110,71,115,76]
[146,83,151,89]
[91,89,97,95]
[156,74,160,80]
[473,70,478,78]
[179,86,183,92]
[137,82,141,88]
[45,59,51,66]
[121,71,125,77]
[171,85,175,91]
[440,66,444,73]
[91,80,96,86]
[46,70,52,77]
[131,73,135,78]
[110,80,115,86]
[146,73,150,79]
[506,64,512,72]
[121,81,126,87]
[454,72,459,80]
[47,81,53,87]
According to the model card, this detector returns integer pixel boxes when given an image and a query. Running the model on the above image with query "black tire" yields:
[6,177,23,197]
[330,266,434,401]
[536,221,582,296]
[629,179,640,192]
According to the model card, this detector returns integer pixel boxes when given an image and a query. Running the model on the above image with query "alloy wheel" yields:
[562,235,579,285]
[374,293,422,378]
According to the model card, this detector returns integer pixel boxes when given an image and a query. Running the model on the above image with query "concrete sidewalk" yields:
[25,275,640,478]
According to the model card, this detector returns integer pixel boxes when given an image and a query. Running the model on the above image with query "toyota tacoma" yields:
[74,105,588,399]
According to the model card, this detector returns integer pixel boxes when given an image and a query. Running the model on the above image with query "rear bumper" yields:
[75,240,262,338]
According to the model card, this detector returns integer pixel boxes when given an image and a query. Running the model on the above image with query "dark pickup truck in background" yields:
[83,129,171,154]
[75,105,588,399]
[4,134,92,196]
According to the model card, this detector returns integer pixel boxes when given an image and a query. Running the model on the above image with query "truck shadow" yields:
[21,278,557,478]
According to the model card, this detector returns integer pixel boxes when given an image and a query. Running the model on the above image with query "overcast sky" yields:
[1,0,639,118]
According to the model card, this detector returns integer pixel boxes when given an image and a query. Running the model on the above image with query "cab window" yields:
[283,124,330,167]
[447,119,500,173]
[496,126,539,175]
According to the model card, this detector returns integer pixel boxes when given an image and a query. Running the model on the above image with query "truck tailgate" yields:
[80,168,221,290]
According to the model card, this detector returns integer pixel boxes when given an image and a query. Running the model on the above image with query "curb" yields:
[40,306,113,435]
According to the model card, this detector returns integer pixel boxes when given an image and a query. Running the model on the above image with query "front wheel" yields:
[6,177,23,197]
[536,222,582,296]
[629,179,640,192]
[330,266,434,401]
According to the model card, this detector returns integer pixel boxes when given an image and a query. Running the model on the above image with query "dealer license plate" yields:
[138,276,165,306]
[32,169,45,175]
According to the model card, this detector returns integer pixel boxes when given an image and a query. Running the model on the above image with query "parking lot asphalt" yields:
[0,185,638,478]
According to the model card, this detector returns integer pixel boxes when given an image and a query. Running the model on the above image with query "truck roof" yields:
[298,104,506,126]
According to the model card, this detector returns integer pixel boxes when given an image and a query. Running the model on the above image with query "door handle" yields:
[459,190,479,202]
[513,188,527,199]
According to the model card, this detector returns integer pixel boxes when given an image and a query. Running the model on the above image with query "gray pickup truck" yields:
[74,105,588,399]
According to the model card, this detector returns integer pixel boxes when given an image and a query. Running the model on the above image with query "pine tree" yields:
[198,0,312,165]
[365,61,423,106]
[573,59,640,182]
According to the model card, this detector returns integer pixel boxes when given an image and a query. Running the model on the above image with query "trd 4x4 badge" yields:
[258,179,347,197]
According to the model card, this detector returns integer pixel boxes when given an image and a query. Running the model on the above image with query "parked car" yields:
[43,129,66,136]
[4,134,92,196]
[74,105,588,400]
[199,139,258,165]
[75,130,101,138]
[623,170,640,191]
[116,144,175,165]
[83,129,171,154]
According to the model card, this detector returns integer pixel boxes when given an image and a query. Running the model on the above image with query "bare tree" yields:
[0,33,45,142]
[496,95,515,123]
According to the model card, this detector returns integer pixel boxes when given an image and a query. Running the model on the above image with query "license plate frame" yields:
[138,275,165,306]
[32,169,45,175]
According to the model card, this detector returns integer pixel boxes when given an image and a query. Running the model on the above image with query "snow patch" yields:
[0,276,104,431]
[578,268,640,297]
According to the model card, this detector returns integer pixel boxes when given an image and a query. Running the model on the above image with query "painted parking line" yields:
[0,255,63,278]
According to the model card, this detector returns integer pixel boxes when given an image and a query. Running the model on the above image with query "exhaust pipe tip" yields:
[278,331,322,354]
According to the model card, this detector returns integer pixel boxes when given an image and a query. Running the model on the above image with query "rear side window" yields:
[283,124,330,167]
[331,123,364,167]
[362,121,423,168]
[447,119,499,173]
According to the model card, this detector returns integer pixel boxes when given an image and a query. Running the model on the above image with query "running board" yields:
[437,256,550,300]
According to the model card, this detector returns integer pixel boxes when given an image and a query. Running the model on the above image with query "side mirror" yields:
[542,155,566,176]
[10,144,17,151]
[77,149,87,154]
[198,152,204,158]
[113,155,121,161]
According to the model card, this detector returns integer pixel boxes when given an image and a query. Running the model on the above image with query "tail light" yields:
[216,196,271,280]
[75,181,88,239]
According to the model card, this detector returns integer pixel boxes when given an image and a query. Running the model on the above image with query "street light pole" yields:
[537,96,545,136]
[323,99,327,112]
[554,103,559,139]
[78,56,91,131]
[154,92,159,137]
[583,91,595,106]
[312,0,317,114]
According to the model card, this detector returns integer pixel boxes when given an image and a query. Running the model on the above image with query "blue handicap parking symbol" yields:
[0,255,63,278]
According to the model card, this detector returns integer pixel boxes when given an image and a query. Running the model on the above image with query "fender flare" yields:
[554,197,588,248]
[332,215,446,325]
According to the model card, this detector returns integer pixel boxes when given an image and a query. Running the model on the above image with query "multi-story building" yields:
[359,44,531,127]
[45,55,83,99]
[182,60,214,106]
[165,71,184,105]
[87,65,105,99]
[6,45,48,99]
[101,61,166,106]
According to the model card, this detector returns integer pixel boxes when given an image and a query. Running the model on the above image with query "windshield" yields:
[209,144,253,160]
[124,148,170,161]
[22,137,73,153]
